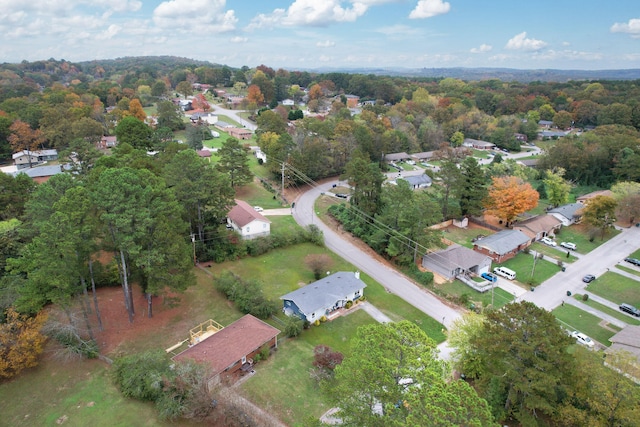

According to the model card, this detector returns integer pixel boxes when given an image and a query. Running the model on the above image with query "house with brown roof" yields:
[473,229,531,263]
[577,190,614,205]
[227,127,253,140]
[513,214,562,243]
[173,314,280,382]
[606,325,640,381]
[98,136,117,149]
[227,199,271,239]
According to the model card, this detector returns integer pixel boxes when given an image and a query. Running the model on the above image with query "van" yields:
[493,266,516,280]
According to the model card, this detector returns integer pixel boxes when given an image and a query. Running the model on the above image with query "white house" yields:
[548,203,584,226]
[12,149,58,169]
[227,199,271,240]
[280,272,366,323]
[282,99,295,106]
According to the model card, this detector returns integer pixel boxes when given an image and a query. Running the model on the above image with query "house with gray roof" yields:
[384,152,410,162]
[463,138,495,150]
[606,325,640,381]
[400,174,432,189]
[548,203,584,226]
[280,272,366,323]
[473,229,530,263]
[422,244,492,281]
[13,149,58,169]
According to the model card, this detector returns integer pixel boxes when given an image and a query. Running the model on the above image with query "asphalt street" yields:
[292,180,462,329]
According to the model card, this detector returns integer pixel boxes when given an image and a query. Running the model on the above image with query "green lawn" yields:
[438,280,514,310]
[585,271,640,306]
[441,226,492,249]
[0,359,173,427]
[235,179,286,209]
[552,304,617,347]
[530,242,578,263]
[572,294,640,326]
[616,264,640,278]
[240,310,374,427]
[498,252,563,286]
[552,224,620,254]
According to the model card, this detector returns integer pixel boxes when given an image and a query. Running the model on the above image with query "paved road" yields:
[520,225,640,310]
[292,180,462,328]
[209,103,257,130]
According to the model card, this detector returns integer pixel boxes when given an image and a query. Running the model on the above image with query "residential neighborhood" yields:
[1,56,640,427]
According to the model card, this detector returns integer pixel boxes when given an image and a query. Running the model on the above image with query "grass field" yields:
[572,294,640,326]
[0,359,174,427]
[498,251,563,286]
[552,224,620,254]
[585,271,640,306]
[552,304,618,347]
[437,280,515,310]
[616,264,640,277]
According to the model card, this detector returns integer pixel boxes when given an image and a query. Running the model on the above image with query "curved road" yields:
[292,180,462,329]
[210,104,257,131]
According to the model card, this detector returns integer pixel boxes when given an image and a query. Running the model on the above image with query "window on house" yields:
[242,356,246,364]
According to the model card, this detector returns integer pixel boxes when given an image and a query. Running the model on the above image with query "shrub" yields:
[582,294,589,301]
[283,316,304,337]
[314,319,321,326]
[320,315,327,322]
[112,350,170,401]
[345,301,353,309]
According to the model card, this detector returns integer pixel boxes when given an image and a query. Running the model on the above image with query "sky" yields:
[0,0,639,71]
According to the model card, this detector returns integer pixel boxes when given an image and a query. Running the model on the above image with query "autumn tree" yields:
[246,84,264,106]
[543,168,571,207]
[484,175,539,226]
[127,98,147,122]
[8,120,45,166]
[308,84,323,101]
[191,93,210,112]
[0,308,47,379]
[581,195,617,239]
[331,321,496,427]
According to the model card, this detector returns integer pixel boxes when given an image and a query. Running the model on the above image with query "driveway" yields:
[292,180,462,329]
[520,225,640,311]
[210,104,256,130]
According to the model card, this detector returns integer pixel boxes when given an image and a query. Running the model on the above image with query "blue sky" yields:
[0,0,638,70]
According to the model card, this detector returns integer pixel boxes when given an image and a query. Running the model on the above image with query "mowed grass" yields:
[553,224,620,254]
[235,179,285,209]
[552,304,617,346]
[586,271,640,306]
[0,359,176,427]
[573,294,640,326]
[437,280,515,309]
[241,311,374,426]
[498,252,563,286]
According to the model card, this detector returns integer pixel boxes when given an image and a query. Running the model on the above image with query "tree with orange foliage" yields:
[191,93,210,112]
[247,84,264,106]
[308,84,323,101]
[127,98,147,122]
[8,120,45,167]
[484,176,539,226]
[0,308,48,379]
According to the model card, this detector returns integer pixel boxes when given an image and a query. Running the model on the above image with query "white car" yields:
[541,237,557,247]
[253,206,264,212]
[560,242,576,250]
[571,331,595,348]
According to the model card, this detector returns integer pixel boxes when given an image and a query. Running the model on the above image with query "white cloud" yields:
[376,25,422,37]
[248,0,399,29]
[316,40,335,47]
[409,0,450,19]
[153,0,237,33]
[470,43,492,53]
[610,18,640,38]
[230,36,248,43]
[505,32,547,51]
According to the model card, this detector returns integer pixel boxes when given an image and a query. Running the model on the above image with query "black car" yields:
[624,257,640,266]
[582,274,596,283]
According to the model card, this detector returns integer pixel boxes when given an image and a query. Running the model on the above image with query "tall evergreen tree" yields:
[215,137,253,188]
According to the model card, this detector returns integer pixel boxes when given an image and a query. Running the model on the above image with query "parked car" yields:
[335,193,348,199]
[619,303,640,317]
[571,331,595,348]
[582,274,596,283]
[481,272,498,283]
[253,206,264,212]
[541,237,557,247]
[624,257,640,266]
[560,242,576,250]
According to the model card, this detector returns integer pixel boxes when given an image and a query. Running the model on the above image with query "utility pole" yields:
[191,234,197,265]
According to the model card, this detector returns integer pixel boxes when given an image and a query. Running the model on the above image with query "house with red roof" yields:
[227,199,271,239]
[173,314,280,382]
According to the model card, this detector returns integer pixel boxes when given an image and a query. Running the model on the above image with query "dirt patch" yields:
[91,285,191,355]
